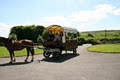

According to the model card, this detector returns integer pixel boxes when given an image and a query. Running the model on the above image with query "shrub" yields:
[87,33,94,37]
[9,33,17,40]
[0,42,4,46]
[42,30,49,42]
[37,35,44,43]
[78,38,85,45]
[86,39,94,43]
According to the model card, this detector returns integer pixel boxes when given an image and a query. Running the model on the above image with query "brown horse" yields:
[0,37,34,63]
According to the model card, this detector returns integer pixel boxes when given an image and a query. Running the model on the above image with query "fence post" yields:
[105,29,107,44]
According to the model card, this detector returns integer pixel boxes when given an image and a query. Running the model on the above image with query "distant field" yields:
[79,30,120,42]
[0,46,43,58]
[88,44,120,53]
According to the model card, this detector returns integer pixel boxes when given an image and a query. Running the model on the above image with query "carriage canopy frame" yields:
[47,25,78,34]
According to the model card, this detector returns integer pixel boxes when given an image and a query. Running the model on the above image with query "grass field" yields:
[0,46,43,58]
[79,30,120,41]
[88,44,120,53]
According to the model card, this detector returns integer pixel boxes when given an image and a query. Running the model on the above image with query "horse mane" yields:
[0,37,7,40]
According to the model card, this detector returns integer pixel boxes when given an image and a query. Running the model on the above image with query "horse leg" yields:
[30,48,34,62]
[25,48,30,62]
[9,51,13,63]
[12,52,16,62]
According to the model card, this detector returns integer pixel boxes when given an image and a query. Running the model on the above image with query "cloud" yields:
[113,9,120,15]
[1,4,120,37]
[41,16,70,27]
[41,4,118,31]
[95,4,115,13]
[0,22,12,37]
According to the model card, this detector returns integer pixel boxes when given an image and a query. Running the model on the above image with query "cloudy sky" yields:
[0,0,120,37]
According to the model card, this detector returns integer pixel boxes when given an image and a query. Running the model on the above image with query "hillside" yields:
[79,30,120,43]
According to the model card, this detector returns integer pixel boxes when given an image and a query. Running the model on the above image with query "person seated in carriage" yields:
[53,33,61,42]
[48,31,55,41]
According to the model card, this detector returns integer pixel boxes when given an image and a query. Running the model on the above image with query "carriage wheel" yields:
[52,52,61,59]
[73,48,77,54]
[43,51,51,58]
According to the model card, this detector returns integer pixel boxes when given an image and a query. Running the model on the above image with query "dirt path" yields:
[0,44,120,80]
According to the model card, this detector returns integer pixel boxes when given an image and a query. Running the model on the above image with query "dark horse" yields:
[0,37,34,63]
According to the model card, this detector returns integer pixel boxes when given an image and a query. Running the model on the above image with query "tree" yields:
[9,25,45,42]
[9,33,17,40]
[35,25,45,36]
[9,26,24,40]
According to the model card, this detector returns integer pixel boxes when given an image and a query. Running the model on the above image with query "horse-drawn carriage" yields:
[42,25,78,59]
[0,25,78,63]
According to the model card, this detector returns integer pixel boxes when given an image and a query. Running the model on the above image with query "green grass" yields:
[88,44,120,53]
[0,46,43,58]
[79,30,120,41]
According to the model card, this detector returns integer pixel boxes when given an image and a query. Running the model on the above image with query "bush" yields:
[42,30,49,42]
[0,42,4,46]
[86,39,94,43]
[78,38,85,45]
[87,33,94,37]
[9,33,17,40]
[86,39,100,45]
[37,35,43,43]
[100,38,120,44]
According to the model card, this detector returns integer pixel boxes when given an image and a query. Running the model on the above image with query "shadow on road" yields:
[41,53,80,63]
[0,62,32,67]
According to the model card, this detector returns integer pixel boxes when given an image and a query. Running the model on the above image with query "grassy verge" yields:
[79,30,120,41]
[0,46,43,58]
[88,44,120,53]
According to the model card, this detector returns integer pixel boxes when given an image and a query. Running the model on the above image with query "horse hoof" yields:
[9,61,13,63]
[31,59,34,62]
[13,60,16,62]
[24,60,28,62]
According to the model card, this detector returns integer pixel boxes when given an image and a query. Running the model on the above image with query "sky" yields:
[0,0,120,37]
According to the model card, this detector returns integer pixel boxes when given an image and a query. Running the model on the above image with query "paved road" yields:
[0,44,120,80]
